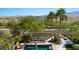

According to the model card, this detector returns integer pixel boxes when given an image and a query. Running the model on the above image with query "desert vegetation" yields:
[0,8,79,50]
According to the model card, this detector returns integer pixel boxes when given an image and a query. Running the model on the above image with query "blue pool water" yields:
[24,45,53,50]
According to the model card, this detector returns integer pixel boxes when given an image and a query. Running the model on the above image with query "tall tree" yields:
[46,11,56,28]
[47,11,54,28]
[56,8,67,29]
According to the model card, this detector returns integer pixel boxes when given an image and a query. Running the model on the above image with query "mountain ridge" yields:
[66,11,79,16]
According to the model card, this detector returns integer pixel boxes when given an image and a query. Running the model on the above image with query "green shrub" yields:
[65,44,79,50]
[1,30,12,38]
[72,44,79,50]
[70,32,79,44]
[22,34,32,42]
[64,44,73,50]
[54,34,61,44]
[72,37,79,44]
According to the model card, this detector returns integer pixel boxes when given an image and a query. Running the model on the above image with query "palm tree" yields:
[56,8,67,29]
[47,11,56,28]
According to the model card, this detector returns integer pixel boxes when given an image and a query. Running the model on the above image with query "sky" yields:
[0,8,79,16]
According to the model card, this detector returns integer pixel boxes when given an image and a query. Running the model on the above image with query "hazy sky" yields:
[0,8,79,16]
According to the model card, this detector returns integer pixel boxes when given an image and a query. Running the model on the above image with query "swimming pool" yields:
[24,45,53,50]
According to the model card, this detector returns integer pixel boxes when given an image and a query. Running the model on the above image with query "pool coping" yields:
[25,42,53,45]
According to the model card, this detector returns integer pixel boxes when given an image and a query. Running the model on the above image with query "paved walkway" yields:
[52,44,66,50]
[52,36,73,50]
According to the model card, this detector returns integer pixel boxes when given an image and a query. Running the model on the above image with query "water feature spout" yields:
[35,43,37,50]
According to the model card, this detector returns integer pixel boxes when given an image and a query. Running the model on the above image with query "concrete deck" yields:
[26,42,52,45]
[52,44,66,50]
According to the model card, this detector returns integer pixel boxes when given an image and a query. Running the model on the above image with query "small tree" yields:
[1,30,12,39]
[1,19,9,28]
[14,35,22,42]
[8,19,20,35]
[0,38,4,49]
[20,16,45,33]
[8,19,20,28]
